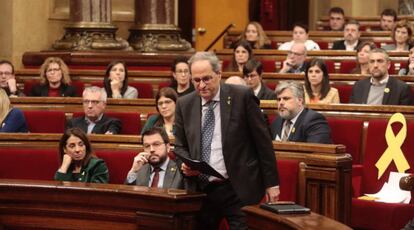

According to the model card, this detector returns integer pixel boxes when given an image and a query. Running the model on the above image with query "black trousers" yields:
[197,181,248,230]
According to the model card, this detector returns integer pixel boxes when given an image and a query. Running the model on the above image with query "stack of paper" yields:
[362,172,411,203]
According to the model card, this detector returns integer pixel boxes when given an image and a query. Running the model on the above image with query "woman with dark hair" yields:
[30,57,77,97]
[304,58,340,104]
[225,40,253,72]
[54,127,109,183]
[351,41,377,74]
[383,20,414,51]
[399,46,414,75]
[169,56,194,97]
[141,87,178,137]
[103,60,138,99]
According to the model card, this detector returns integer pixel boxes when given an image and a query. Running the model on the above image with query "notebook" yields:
[260,203,311,214]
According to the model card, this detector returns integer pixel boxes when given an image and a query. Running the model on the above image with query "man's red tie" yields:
[150,167,161,188]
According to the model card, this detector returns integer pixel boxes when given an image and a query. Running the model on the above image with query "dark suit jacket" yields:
[331,40,361,50]
[30,84,77,97]
[257,82,276,100]
[174,84,279,205]
[349,77,413,105]
[126,159,183,189]
[270,108,332,144]
[67,114,122,134]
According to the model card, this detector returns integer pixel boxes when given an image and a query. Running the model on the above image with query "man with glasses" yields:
[67,86,121,134]
[125,127,183,188]
[175,52,280,229]
[0,60,24,97]
[350,48,413,105]
[243,59,276,99]
[279,42,307,73]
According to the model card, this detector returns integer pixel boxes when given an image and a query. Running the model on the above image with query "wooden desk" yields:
[0,179,204,230]
[243,205,352,230]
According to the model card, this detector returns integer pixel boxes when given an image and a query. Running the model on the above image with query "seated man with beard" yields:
[270,81,332,144]
[125,127,183,189]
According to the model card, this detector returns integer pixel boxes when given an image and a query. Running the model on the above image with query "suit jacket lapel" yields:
[289,108,307,141]
[191,95,202,159]
[382,78,393,104]
[361,79,371,103]
[162,159,177,188]
[220,84,232,147]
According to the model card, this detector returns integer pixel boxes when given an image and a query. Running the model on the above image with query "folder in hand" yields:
[174,152,225,179]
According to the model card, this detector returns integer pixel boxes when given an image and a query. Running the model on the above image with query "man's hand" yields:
[130,152,150,173]
[7,78,17,94]
[279,59,293,73]
[265,186,280,203]
[181,163,201,176]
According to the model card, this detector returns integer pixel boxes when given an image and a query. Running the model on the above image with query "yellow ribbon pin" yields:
[375,113,410,179]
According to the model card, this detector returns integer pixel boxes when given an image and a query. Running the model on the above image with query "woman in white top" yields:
[278,23,320,51]
[103,60,138,99]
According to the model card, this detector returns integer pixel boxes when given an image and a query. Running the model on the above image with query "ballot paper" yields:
[363,172,411,204]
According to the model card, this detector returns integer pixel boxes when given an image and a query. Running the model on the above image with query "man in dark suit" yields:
[243,59,276,100]
[174,52,280,229]
[350,48,413,105]
[270,81,332,144]
[125,127,183,189]
[332,19,361,51]
[0,60,24,97]
[67,86,121,134]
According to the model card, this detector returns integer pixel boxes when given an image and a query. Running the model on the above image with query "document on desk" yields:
[174,153,225,180]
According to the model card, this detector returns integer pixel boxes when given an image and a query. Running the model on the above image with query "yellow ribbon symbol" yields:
[375,113,410,179]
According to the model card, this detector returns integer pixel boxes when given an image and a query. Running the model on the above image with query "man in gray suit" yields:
[125,127,183,189]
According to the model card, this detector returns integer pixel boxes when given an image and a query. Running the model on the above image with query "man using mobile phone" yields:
[125,127,183,189]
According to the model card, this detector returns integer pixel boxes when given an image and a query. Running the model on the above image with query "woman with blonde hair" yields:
[30,57,77,97]
[0,88,28,132]
[236,21,271,49]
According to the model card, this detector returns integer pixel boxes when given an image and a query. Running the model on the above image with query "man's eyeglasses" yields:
[83,100,102,106]
[192,75,214,85]
[0,72,12,77]
[176,69,190,75]
[47,68,61,73]
[143,141,166,150]
[287,51,305,57]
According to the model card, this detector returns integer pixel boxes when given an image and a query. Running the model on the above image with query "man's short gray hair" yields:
[83,86,107,102]
[275,81,305,105]
[369,48,390,61]
[188,52,222,73]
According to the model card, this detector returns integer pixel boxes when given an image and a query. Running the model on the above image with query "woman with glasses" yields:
[304,58,339,104]
[103,60,138,99]
[30,57,77,97]
[55,127,109,183]
[169,56,194,97]
[0,88,28,133]
[225,40,253,72]
[141,87,178,137]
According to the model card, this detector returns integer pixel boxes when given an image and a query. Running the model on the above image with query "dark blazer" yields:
[174,84,279,205]
[67,114,122,134]
[257,83,276,100]
[270,108,332,144]
[331,40,361,50]
[30,84,77,97]
[126,159,183,189]
[349,77,413,105]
